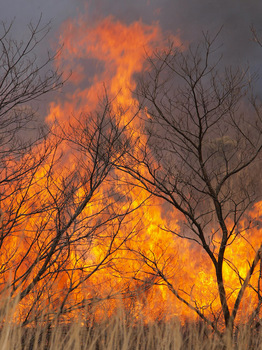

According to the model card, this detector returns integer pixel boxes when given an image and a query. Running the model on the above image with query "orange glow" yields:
[1,12,261,329]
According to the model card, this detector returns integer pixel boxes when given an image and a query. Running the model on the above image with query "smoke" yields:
[3,0,262,99]
[79,0,262,95]
[4,0,262,66]
[161,0,262,66]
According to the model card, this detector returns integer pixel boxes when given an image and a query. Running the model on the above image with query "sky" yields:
[3,0,262,58]
[2,0,262,108]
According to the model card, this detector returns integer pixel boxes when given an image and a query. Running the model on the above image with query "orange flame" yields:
[2,12,261,328]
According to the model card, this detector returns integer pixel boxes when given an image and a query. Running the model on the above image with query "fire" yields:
[48,16,161,123]
[1,11,261,328]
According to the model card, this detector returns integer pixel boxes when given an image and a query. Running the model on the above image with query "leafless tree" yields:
[0,17,64,163]
[0,19,135,325]
[0,16,64,222]
[118,32,262,334]
[0,17,63,295]
[1,94,138,324]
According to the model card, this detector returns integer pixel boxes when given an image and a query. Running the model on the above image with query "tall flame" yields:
[2,11,261,327]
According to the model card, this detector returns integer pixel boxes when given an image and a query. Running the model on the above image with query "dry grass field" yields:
[0,302,261,350]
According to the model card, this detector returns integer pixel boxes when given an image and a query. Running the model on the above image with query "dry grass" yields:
[0,317,261,350]
[0,299,261,349]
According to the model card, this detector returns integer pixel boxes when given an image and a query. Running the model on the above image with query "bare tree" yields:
[0,17,64,215]
[0,17,64,153]
[0,19,135,324]
[1,94,137,324]
[0,17,63,292]
[118,32,262,334]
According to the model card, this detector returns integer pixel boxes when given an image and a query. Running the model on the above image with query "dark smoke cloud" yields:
[4,0,262,62]
[95,0,262,93]
[84,0,262,66]
[2,0,81,29]
[161,0,262,64]
[3,0,262,90]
